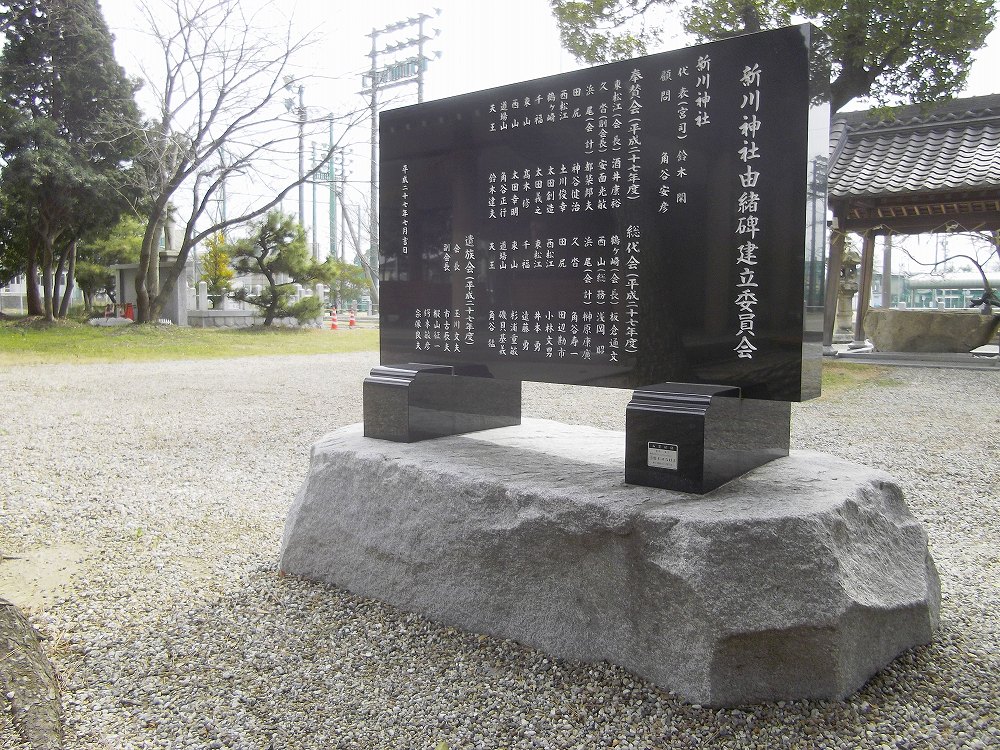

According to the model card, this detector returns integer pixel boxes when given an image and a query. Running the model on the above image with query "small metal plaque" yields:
[648,442,678,470]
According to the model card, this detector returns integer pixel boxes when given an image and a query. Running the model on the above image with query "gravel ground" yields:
[1,352,997,749]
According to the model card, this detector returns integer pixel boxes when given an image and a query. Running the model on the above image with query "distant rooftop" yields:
[827,94,1000,232]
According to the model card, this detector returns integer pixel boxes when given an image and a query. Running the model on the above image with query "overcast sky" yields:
[99,0,1000,272]
[102,0,1000,109]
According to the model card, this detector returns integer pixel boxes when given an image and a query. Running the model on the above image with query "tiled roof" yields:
[828,94,1000,199]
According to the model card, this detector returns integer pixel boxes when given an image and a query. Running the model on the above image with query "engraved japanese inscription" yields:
[378,25,828,401]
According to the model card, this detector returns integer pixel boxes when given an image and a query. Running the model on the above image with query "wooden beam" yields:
[840,215,1000,234]
[881,234,892,308]
[823,227,845,349]
[853,232,877,345]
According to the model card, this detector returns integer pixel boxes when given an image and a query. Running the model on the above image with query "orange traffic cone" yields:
[349,311,356,329]
[330,309,338,330]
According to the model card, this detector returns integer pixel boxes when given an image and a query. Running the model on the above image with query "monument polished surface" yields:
[624,383,790,493]
[378,24,829,402]
[363,363,521,442]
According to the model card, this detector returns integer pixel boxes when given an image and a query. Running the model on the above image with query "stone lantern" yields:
[833,246,861,343]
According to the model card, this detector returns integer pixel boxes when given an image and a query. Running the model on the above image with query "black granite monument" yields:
[365,24,830,493]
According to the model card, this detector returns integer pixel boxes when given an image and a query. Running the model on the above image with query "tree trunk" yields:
[262,268,277,326]
[738,0,762,33]
[150,221,162,301]
[52,243,65,315]
[831,60,884,112]
[136,220,159,323]
[150,235,194,322]
[25,238,44,316]
[58,239,76,318]
[263,289,278,326]
[41,239,55,322]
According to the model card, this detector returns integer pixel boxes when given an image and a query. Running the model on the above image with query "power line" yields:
[361,9,442,290]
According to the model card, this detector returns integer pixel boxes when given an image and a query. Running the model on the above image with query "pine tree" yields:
[75,214,144,312]
[229,212,340,327]
[0,0,142,319]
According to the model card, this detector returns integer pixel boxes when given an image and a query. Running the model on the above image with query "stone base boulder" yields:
[865,308,1000,352]
[279,419,940,706]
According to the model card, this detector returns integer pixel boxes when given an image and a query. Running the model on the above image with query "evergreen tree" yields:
[200,233,235,309]
[331,262,370,311]
[228,212,340,327]
[0,189,28,287]
[0,0,142,319]
[549,0,996,111]
[75,214,144,312]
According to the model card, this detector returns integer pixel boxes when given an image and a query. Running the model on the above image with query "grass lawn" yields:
[0,317,378,365]
[819,358,899,396]
[1,317,897,396]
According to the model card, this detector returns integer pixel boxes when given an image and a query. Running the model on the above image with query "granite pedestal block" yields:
[280,419,940,706]
[363,364,521,442]
[625,384,791,493]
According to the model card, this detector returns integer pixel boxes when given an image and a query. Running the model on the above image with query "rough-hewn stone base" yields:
[865,308,1000,352]
[279,419,940,706]
[1,598,64,749]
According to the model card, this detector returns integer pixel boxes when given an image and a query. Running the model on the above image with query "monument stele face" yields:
[378,24,829,402]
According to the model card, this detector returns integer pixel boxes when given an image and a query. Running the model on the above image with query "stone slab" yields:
[865,308,1000,352]
[279,419,940,706]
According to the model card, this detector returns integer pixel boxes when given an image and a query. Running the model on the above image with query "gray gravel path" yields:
[1,353,997,749]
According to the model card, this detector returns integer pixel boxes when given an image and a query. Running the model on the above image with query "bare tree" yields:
[961,229,1000,273]
[130,0,366,322]
[340,197,379,305]
[902,229,1000,313]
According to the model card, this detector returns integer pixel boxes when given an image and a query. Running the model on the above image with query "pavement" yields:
[826,341,1000,371]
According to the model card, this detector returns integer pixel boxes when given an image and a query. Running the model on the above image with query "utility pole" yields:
[220,146,228,237]
[283,78,306,227]
[362,10,441,291]
[368,31,378,291]
[327,137,344,260]
[329,125,344,264]
[297,84,305,227]
[881,234,893,308]
[311,142,318,259]
[309,129,345,264]
[417,14,432,102]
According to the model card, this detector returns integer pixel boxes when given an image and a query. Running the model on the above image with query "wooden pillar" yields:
[822,227,845,350]
[881,234,893,308]
[852,231,876,346]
